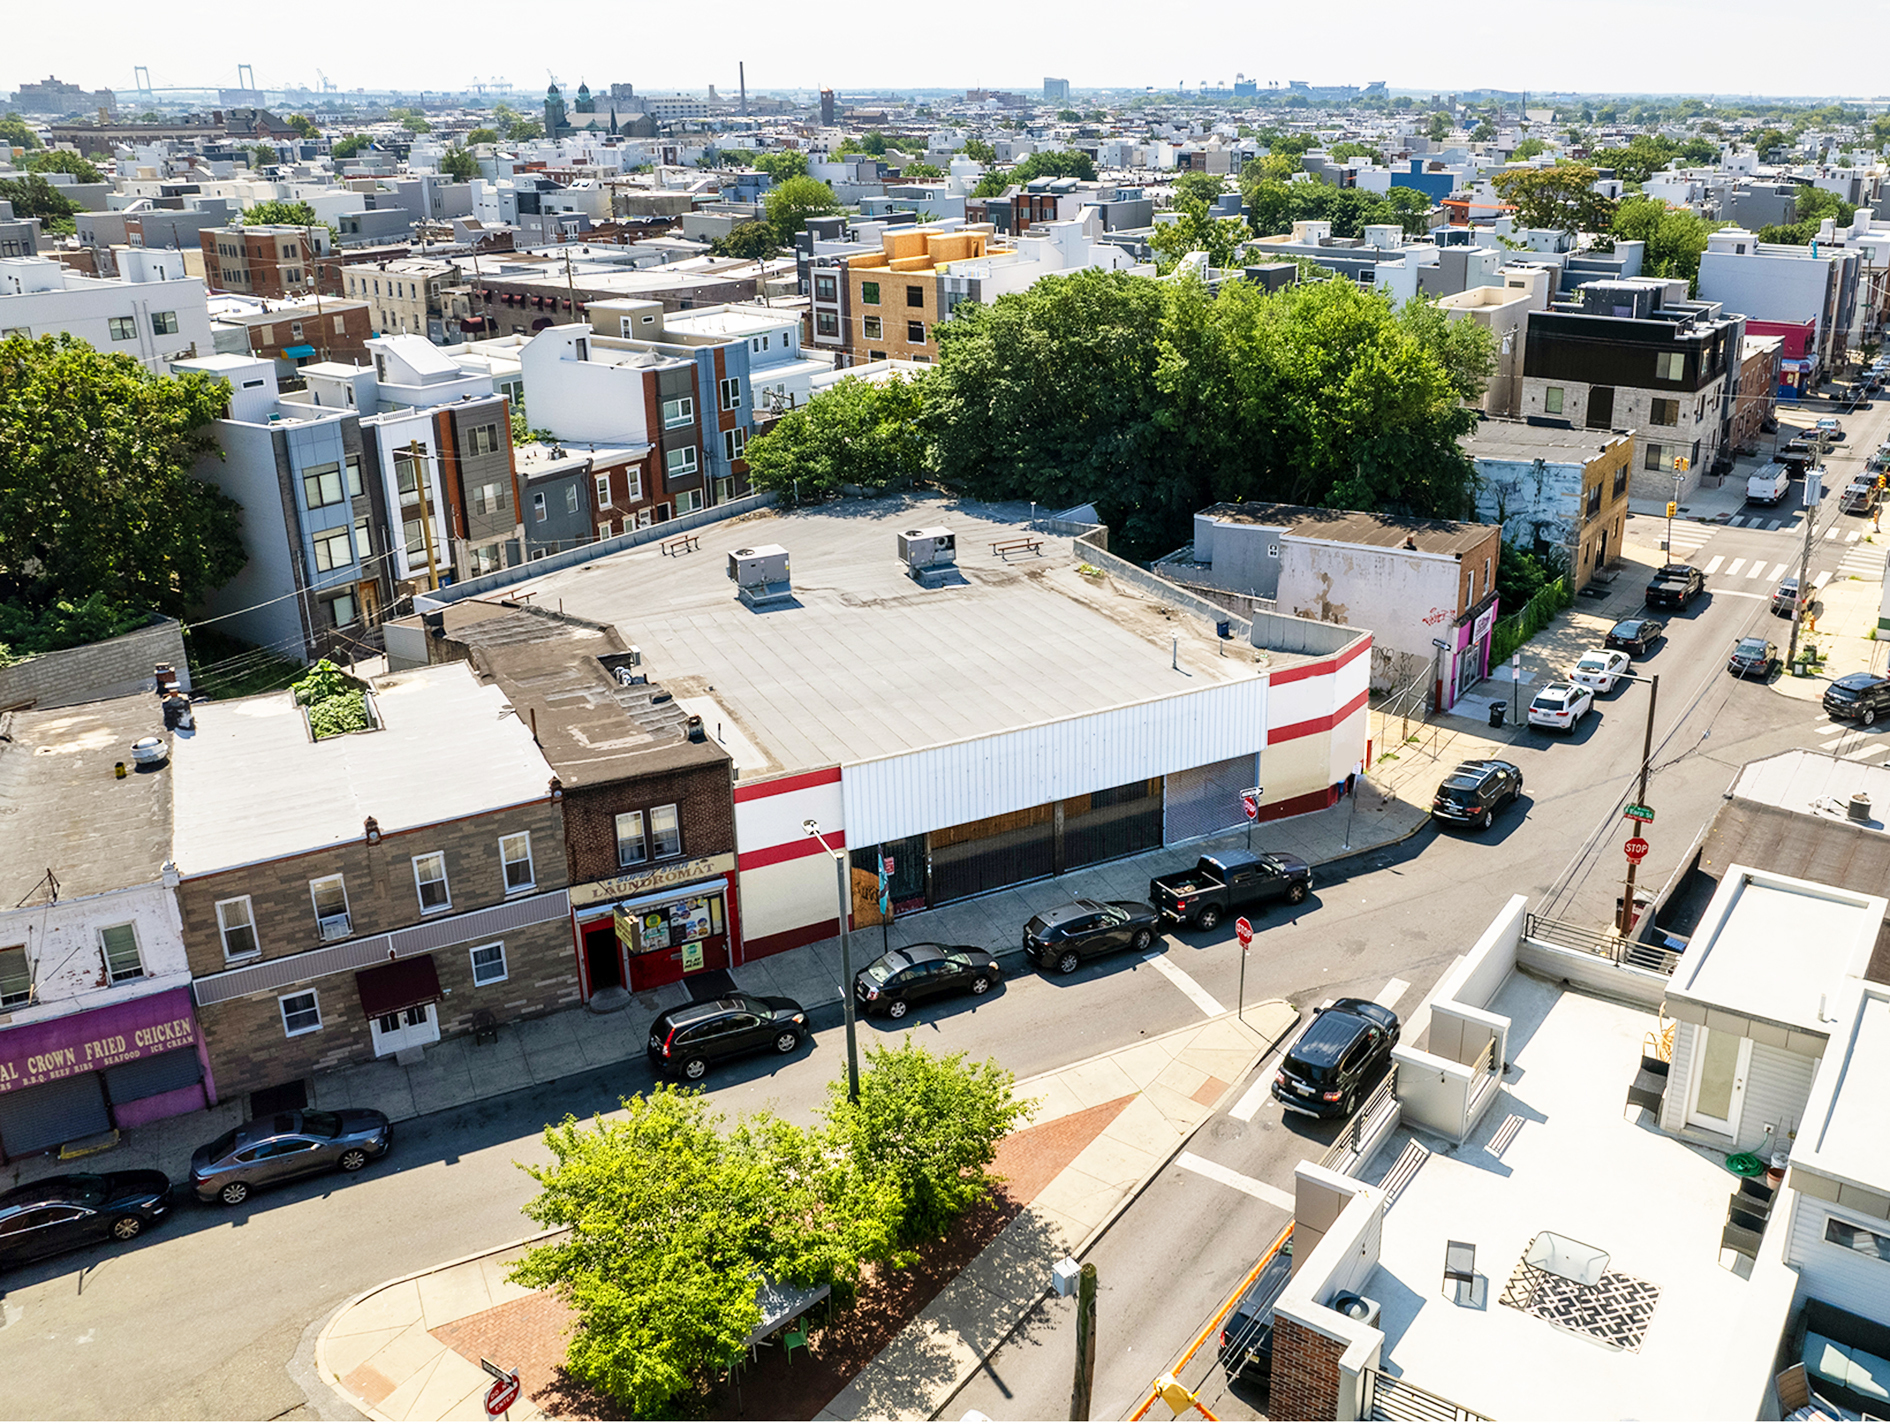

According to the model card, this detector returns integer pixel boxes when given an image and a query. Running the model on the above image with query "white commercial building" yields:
[0,250,212,370]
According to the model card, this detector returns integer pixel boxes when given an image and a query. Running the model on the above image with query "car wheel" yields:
[1131,928,1154,952]
[109,1215,144,1242]
[682,1056,709,1080]
[339,1148,369,1173]
[1342,1090,1358,1117]
[970,975,993,995]
[1286,881,1308,905]
[1866,708,1878,726]
[1479,809,1494,831]
[218,1181,250,1207]
[1057,951,1081,975]
[887,999,909,1020]
[773,1030,800,1055]
[1195,905,1222,931]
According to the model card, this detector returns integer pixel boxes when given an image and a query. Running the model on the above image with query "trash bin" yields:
[1489,702,1507,729]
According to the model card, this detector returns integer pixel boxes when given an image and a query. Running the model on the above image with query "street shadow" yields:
[1428,795,1533,847]
[851,981,1012,1035]
[1515,713,1602,749]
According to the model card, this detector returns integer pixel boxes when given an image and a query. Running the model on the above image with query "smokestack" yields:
[740,62,747,117]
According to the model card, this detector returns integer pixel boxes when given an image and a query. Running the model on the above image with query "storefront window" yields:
[621,892,725,954]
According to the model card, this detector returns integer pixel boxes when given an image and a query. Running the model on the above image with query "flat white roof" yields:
[1794,984,1890,1194]
[1665,866,1883,1032]
[663,307,797,337]
[170,662,552,876]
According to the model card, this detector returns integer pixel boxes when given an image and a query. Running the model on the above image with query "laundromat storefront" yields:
[0,988,209,1161]
[570,854,739,995]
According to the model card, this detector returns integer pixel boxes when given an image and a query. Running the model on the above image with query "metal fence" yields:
[1320,1065,1399,1176]
[1524,912,1682,976]
[1363,1369,1491,1422]
[1488,577,1572,668]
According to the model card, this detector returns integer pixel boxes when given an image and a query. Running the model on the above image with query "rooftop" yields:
[1794,982,1890,1196]
[170,661,553,876]
[513,496,1279,780]
[1461,420,1632,463]
[1360,974,1797,1420]
[1196,502,1499,557]
[0,695,173,902]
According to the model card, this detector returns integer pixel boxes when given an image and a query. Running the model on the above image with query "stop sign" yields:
[485,1376,521,1418]
[1241,792,1259,821]
[1235,917,1254,947]
[1624,837,1650,864]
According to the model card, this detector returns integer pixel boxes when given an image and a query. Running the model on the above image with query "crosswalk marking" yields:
[1821,733,1855,751]
[1704,555,1725,574]
[1815,570,1833,588]
[1826,528,1842,541]
[1765,520,1783,531]
[1848,531,1863,543]
[1769,563,1787,581]
[1728,516,1747,528]
[1376,977,1411,1011]
[1726,558,1746,578]
[1748,562,1771,580]
[1142,950,1226,1018]
[1175,1151,1297,1211]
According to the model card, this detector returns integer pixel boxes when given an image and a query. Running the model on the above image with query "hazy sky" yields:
[7,0,1883,104]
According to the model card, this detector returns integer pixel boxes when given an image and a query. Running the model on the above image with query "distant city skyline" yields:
[6,0,1883,111]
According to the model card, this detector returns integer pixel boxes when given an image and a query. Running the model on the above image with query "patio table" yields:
[1524,1231,1610,1287]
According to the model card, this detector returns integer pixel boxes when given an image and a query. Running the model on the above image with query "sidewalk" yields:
[6,769,1431,1195]
[312,1004,1301,1423]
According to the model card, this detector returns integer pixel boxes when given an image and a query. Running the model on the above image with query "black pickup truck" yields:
[1147,850,1313,931]
[1645,563,1706,609]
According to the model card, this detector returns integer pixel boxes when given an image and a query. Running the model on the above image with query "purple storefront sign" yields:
[0,988,199,1096]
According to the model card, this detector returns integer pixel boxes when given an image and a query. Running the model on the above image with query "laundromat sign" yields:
[572,853,738,909]
[0,989,198,1094]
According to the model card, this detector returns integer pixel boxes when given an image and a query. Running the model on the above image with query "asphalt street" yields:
[6,405,1886,1423]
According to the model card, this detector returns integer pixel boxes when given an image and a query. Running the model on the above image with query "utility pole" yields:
[401,439,442,592]
[804,820,860,1102]
[1787,437,1828,670]
[1616,672,1659,937]
[1070,1262,1097,1421]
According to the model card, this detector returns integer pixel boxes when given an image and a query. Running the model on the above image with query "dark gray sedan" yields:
[190,1109,391,1206]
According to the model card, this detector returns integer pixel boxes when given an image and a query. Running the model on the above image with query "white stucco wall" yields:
[0,883,190,1029]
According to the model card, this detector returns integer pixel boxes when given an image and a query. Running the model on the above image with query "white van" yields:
[1746,463,1791,505]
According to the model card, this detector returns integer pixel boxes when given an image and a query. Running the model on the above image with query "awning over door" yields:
[355,956,443,1020]
[282,344,317,358]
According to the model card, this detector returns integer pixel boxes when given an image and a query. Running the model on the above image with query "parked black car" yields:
[1604,617,1665,657]
[1219,1239,1295,1385]
[1430,759,1523,831]
[1024,899,1160,974]
[647,994,807,1081]
[1645,563,1706,608]
[0,1171,172,1266]
[1273,998,1401,1119]
[1825,672,1890,724]
[855,943,1002,1019]
[1728,637,1781,680]
[191,1109,391,1206]
[1147,850,1312,930]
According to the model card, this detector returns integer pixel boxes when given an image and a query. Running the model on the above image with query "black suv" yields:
[1024,899,1160,974]
[1273,998,1401,1119]
[1826,672,1890,725]
[1431,759,1523,831]
[1219,1239,1295,1385]
[647,994,807,1080]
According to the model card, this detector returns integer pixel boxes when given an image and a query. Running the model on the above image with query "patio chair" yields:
[1776,1362,1844,1419]
[1443,1241,1476,1302]
[1721,1219,1765,1263]
[783,1319,808,1362]
[1624,1054,1669,1119]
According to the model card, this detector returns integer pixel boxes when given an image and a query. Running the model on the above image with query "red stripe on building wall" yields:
[732,766,843,802]
[1267,687,1371,746]
[1266,634,1373,687]
[743,918,844,961]
[738,829,847,871]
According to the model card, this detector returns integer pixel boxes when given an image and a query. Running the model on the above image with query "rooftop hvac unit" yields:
[1329,1292,1382,1329]
[726,543,793,608]
[896,526,957,586]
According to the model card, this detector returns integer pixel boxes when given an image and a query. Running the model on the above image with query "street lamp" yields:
[803,818,861,1103]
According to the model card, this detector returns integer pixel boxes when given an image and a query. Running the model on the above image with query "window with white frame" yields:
[1825,1216,1890,1264]
[863,315,883,341]
[0,945,31,1009]
[565,484,580,514]
[412,852,451,913]
[280,990,321,1036]
[595,474,612,509]
[533,491,547,523]
[500,832,534,891]
[1655,351,1685,382]
[311,875,351,939]
[651,803,682,859]
[662,396,694,428]
[666,446,698,478]
[597,520,613,540]
[719,376,741,410]
[616,810,647,866]
[673,488,703,515]
[99,923,144,983]
[216,896,260,960]
[625,468,642,501]
[470,942,508,985]
[723,427,746,462]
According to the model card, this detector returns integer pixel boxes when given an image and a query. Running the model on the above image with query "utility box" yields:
[897,527,957,586]
[726,544,793,608]
[1052,1256,1082,1297]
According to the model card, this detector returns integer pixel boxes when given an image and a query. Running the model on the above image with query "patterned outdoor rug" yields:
[1499,1258,1662,1352]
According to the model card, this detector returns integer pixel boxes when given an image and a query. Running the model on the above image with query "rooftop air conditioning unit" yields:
[896,526,957,586]
[726,543,792,608]
[1329,1292,1381,1329]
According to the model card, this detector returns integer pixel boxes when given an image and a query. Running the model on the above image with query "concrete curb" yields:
[927,1001,1306,1422]
[313,1228,566,1423]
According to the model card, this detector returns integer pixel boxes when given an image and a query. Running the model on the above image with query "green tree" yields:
[0,592,147,666]
[239,198,322,229]
[1472,120,1496,142]
[763,174,843,244]
[1013,148,1096,182]
[0,115,40,151]
[1611,195,1718,292]
[742,375,925,500]
[27,150,105,183]
[1590,134,1682,184]
[1511,137,1548,160]
[1488,162,1615,234]
[900,161,945,180]
[959,138,996,164]
[250,144,276,169]
[1150,199,1251,274]
[506,117,545,141]
[1058,108,1082,122]
[826,1040,1030,1245]
[753,150,808,183]
[1427,111,1451,142]
[400,114,431,134]
[1326,141,1383,164]
[286,113,319,138]
[714,219,779,261]
[329,134,371,159]
[1172,171,1227,208]
[463,126,500,146]
[0,334,246,618]
[0,174,78,225]
[440,147,479,182]
[1749,127,1788,158]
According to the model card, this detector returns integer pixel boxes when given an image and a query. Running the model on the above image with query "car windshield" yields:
[302,1110,343,1139]
[1610,620,1641,637]
[1734,639,1768,657]
[1576,656,1607,672]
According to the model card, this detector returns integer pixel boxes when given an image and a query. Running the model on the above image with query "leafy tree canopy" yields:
[1488,162,1615,234]
[1150,199,1251,274]
[27,150,105,183]
[463,126,500,146]
[0,115,40,151]
[742,375,925,500]
[1326,141,1383,165]
[400,114,431,134]
[250,144,276,170]
[959,138,996,164]
[0,592,147,667]
[286,113,320,138]
[1611,195,1720,293]
[1239,176,1431,240]
[1171,171,1227,208]
[1759,185,1859,245]
[507,117,544,141]
[1510,137,1548,161]
[239,198,322,230]
[0,334,246,618]
[329,134,371,159]
[1427,112,1452,142]
[753,150,808,183]
[0,174,78,224]
[763,174,843,244]
[439,147,478,182]
[713,219,779,261]
[900,160,945,180]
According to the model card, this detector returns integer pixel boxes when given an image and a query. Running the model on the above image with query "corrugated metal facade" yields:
[841,678,1269,848]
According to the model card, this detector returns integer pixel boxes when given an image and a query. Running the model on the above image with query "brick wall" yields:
[562,759,735,886]
[1269,1316,1345,1421]
[178,797,575,1097]
[0,618,188,710]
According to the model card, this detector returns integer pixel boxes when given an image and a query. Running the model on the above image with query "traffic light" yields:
[1667,501,1677,518]
[1674,456,1691,472]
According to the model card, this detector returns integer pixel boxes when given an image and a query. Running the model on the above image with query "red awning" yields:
[356,956,442,1019]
